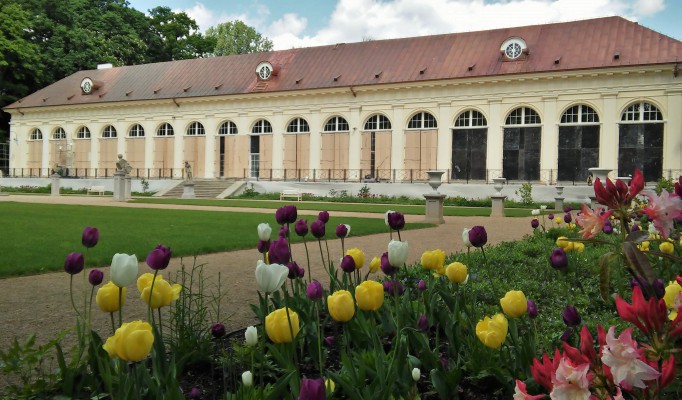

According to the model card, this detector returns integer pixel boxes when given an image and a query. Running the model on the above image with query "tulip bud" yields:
[388,240,408,267]
[89,268,104,286]
[468,226,487,247]
[561,327,573,342]
[275,205,297,225]
[211,322,226,338]
[549,248,568,269]
[562,305,581,326]
[631,223,640,232]
[268,238,291,265]
[189,387,201,398]
[380,252,396,275]
[531,219,539,229]
[527,300,538,319]
[257,239,270,254]
[294,219,308,237]
[255,260,289,293]
[462,228,472,247]
[299,378,325,399]
[310,220,326,239]
[287,261,304,279]
[257,223,272,241]
[563,205,573,213]
[548,213,555,220]
[64,252,85,275]
[652,278,665,300]
[324,336,335,346]
[244,326,258,347]
[82,226,99,248]
[110,253,138,287]
[146,244,172,270]
[242,370,253,387]
[417,314,429,332]
[418,280,427,292]
[563,213,572,223]
[531,209,540,216]
[340,255,356,273]
[412,367,421,382]
[306,280,323,301]
[279,226,289,238]
[336,223,350,238]
[318,210,330,223]
[540,205,547,210]
[384,210,394,227]
[387,211,405,230]
[603,223,613,235]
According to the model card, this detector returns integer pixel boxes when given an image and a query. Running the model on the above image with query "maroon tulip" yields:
[550,248,568,269]
[563,205,573,213]
[387,211,405,230]
[257,239,271,254]
[310,220,326,239]
[318,210,330,223]
[287,261,304,279]
[380,251,396,275]
[190,387,201,399]
[561,327,573,342]
[295,219,309,237]
[81,226,99,248]
[298,377,325,400]
[275,205,298,225]
[269,238,291,265]
[64,252,84,275]
[468,226,487,247]
[340,255,356,273]
[417,280,426,292]
[531,219,539,229]
[562,305,581,326]
[563,213,572,223]
[527,300,538,319]
[382,280,404,295]
[324,336,335,346]
[279,226,289,238]
[548,213,555,221]
[417,314,429,332]
[88,268,104,286]
[211,322,226,338]
[146,244,172,270]
[631,224,640,232]
[603,223,613,235]
[675,176,682,197]
[335,224,348,238]
[306,281,323,301]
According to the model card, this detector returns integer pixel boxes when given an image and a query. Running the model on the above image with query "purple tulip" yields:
[531,219,539,229]
[548,213,555,220]
[268,238,291,264]
[417,314,429,332]
[631,223,640,232]
[310,220,326,239]
[81,226,99,248]
[340,255,356,273]
[64,252,84,275]
[387,211,405,230]
[88,268,104,286]
[550,248,568,269]
[653,278,665,300]
[287,261,304,279]
[563,205,573,213]
[146,244,172,270]
[527,300,538,319]
[275,205,298,225]
[299,378,325,400]
[211,323,226,338]
[190,387,201,399]
[324,336,335,346]
[603,223,613,235]
[257,239,271,254]
[383,280,404,295]
[335,224,348,238]
[380,251,396,275]
[562,306,581,326]
[295,219,309,237]
[279,226,289,238]
[440,353,449,369]
[306,281,323,301]
[563,213,572,223]
[417,280,426,292]
[561,327,573,342]
[318,210,330,223]
[468,226,487,248]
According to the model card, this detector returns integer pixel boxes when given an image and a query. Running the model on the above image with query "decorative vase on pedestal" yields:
[426,170,445,193]
[587,168,612,184]
[492,178,507,196]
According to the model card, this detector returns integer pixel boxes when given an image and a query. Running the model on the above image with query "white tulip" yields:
[110,253,138,287]
[242,370,253,387]
[343,224,351,237]
[540,205,547,210]
[462,228,472,248]
[412,367,420,382]
[257,223,272,241]
[384,210,394,227]
[531,209,540,216]
[245,326,258,347]
[387,240,408,267]
[255,260,288,293]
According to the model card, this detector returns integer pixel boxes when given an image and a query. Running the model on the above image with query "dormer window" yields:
[256,61,273,80]
[500,37,527,60]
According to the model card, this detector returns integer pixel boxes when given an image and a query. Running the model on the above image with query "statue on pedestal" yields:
[184,161,193,181]
[116,154,132,175]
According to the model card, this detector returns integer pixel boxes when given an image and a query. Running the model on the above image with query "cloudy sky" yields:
[127,0,680,50]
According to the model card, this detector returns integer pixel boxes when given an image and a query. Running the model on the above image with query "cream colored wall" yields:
[7,65,682,179]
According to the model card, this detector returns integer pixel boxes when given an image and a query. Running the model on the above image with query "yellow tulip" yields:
[327,290,355,322]
[572,242,585,253]
[445,262,468,284]
[421,249,445,271]
[369,256,381,273]
[355,281,384,311]
[475,313,508,349]
[265,307,300,344]
[96,281,126,313]
[556,237,570,250]
[500,290,528,318]
[638,241,650,252]
[346,248,365,270]
[659,241,674,254]
[663,281,682,309]
[102,320,154,362]
[137,273,182,309]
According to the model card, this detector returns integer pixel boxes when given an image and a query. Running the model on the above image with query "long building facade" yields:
[4,16,682,183]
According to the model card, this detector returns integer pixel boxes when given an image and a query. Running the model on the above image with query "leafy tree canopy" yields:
[205,20,273,56]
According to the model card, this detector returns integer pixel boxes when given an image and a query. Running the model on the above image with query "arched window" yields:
[364,114,392,131]
[102,125,117,138]
[618,102,663,181]
[452,110,488,180]
[128,124,144,137]
[252,119,272,134]
[30,128,43,140]
[76,126,91,139]
[407,112,437,129]
[186,122,205,136]
[218,121,238,135]
[157,123,174,136]
[324,116,349,132]
[558,105,600,182]
[287,118,310,133]
[53,127,66,140]
[503,107,541,180]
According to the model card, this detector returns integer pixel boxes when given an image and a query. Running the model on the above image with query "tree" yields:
[147,6,215,61]
[205,20,273,56]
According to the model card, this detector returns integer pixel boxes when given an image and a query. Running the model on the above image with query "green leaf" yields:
[599,252,612,301]
[622,241,655,283]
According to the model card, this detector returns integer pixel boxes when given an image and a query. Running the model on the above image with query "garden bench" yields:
[280,189,302,201]
[87,185,106,196]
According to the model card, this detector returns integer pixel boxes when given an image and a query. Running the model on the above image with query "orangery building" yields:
[4,16,682,183]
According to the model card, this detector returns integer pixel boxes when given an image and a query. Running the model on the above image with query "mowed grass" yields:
[130,198,533,217]
[1,202,430,277]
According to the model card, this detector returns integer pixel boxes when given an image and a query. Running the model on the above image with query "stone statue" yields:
[184,161,193,181]
[116,154,132,175]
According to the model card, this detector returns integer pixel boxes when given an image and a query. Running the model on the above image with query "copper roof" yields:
[6,16,681,110]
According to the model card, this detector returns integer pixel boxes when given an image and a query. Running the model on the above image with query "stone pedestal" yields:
[555,197,564,211]
[589,195,598,210]
[423,194,446,224]
[491,195,506,217]
[50,174,60,196]
[182,182,196,199]
[125,176,132,199]
[113,171,126,202]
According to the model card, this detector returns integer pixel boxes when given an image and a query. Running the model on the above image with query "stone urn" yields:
[426,170,445,193]
[492,177,507,196]
[556,186,564,196]
[588,167,612,184]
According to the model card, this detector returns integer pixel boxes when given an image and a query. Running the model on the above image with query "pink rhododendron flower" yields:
[575,204,612,239]
[550,357,591,400]
[641,190,682,238]
[514,379,545,400]
[600,326,660,390]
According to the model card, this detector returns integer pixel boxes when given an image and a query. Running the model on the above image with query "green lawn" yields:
[130,198,533,217]
[1,202,430,277]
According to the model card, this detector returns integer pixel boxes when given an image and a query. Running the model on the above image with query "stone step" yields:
[160,179,236,199]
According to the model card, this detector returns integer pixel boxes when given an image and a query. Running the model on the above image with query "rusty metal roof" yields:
[6,16,681,110]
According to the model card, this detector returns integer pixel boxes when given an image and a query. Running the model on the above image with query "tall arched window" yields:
[364,114,391,131]
[362,114,392,177]
[252,119,272,134]
[102,125,117,138]
[53,127,66,139]
[452,110,488,180]
[186,122,205,136]
[30,128,43,140]
[287,118,310,133]
[407,112,437,129]
[324,116,349,132]
[128,124,144,137]
[619,102,663,181]
[157,123,174,136]
[218,121,238,135]
[503,107,541,180]
[558,105,600,182]
[76,126,91,139]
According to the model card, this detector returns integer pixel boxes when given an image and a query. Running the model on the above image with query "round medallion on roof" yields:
[500,37,527,60]
[256,61,273,80]
[80,77,94,94]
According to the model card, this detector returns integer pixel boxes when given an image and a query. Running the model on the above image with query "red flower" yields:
[661,355,676,388]
[531,348,561,391]
[615,286,668,335]
[593,168,644,210]
[575,204,612,239]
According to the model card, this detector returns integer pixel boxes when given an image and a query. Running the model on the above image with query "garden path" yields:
[0,195,532,351]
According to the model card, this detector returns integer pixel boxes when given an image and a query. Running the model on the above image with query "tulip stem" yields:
[118,287,123,328]
[341,238,345,259]
[315,302,323,377]
[148,270,159,326]
[69,275,84,321]
[88,285,95,333]
[397,230,402,241]
[479,247,496,295]
[303,239,311,285]
[109,312,116,335]
[324,239,331,269]
[157,308,163,338]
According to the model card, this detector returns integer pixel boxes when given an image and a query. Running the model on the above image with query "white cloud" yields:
[632,0,665,16]
[182,2,217,31]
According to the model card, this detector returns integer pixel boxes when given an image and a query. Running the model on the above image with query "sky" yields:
[126,0,682,50]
